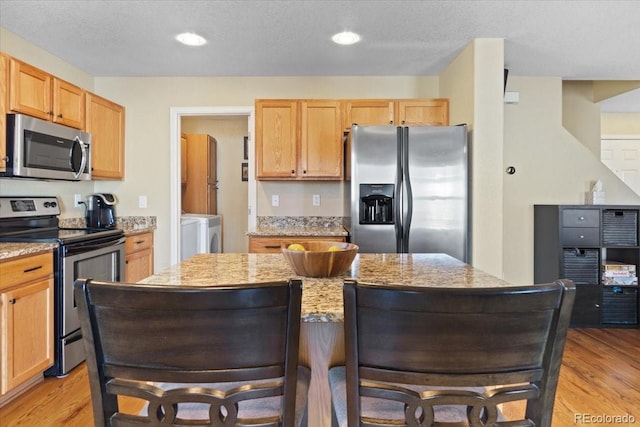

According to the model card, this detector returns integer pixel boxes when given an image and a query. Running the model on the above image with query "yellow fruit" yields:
[327,246,342,252]
[287,243,306,251]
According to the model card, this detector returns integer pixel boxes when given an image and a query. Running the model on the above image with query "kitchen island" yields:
[140,253,516,426]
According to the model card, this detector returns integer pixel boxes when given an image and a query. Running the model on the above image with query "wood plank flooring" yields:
[1,328,639,426]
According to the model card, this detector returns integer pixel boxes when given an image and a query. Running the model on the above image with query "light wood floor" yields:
[1,328,639,426]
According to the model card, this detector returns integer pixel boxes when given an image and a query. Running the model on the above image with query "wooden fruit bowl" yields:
[281,241,359,278]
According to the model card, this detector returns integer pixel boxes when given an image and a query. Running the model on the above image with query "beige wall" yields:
[181,116,249,253]
[602,113,640,134]
[440,39,505,276]
[563,81,602,156]
[503,76,640,284]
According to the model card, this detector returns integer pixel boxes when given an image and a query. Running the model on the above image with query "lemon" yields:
[327,245,342,252]
[287,243,306,251]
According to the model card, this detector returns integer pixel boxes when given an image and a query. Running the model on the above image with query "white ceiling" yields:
[1,0,639,80]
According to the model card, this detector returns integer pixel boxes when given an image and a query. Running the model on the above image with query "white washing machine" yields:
[181,214,222,253]
[180,217,200,260]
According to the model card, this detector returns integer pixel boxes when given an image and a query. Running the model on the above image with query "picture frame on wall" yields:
[243,136,248,160]
[241,162,248,181]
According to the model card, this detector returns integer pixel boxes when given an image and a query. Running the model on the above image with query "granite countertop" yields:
[0,216,156,260]
[248,225,348,237]
[0,242,57,260]
[140,253,515,323]
[247,216,348,237]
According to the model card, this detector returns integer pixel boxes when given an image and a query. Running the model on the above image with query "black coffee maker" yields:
[86,193,118,229]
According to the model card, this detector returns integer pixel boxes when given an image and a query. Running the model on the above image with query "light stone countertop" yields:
[0,242,57,260]
[247,216,349,237]
[247,225,348,237]
[139,253,515,322]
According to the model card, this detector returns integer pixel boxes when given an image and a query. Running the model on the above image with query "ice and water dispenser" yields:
[359,184,394,224]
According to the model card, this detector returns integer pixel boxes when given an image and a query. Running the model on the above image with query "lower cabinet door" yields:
[570,285,602,327]
[1,278,54,394]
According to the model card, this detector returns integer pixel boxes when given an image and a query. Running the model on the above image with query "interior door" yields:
[207,135,218,214]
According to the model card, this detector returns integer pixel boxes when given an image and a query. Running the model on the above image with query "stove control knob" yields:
[51,201,57,208]
[44,202,51,208]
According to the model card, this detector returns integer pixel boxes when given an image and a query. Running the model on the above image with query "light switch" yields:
[271,195,279,207]
[139,195,147,208]
[312,194,320,206]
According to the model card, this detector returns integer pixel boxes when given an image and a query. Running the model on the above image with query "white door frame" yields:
[169,106,255,265]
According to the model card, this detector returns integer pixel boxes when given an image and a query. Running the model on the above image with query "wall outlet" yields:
[74,194,82,207]
[312,194,321,206]
[139,195,148,209]
[271,195,279,207]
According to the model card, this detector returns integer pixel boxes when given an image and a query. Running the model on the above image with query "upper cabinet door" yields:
[397,99,449,125]
[8,58,85,130]
[9,58,51,121]
[300,100,343,179]
[52,78,85,129]
[343,100,395,130]
[256,100,298,179]
[86,92,125,180]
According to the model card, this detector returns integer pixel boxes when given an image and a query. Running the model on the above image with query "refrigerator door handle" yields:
[395,127,403,252]
[402,127,413,253]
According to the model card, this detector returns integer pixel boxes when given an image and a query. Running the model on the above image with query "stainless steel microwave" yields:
[2,113,92,181]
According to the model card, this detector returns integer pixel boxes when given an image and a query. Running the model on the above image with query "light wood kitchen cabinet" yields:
[125,231,154,282]
[86,92,125,179]
[300,100,343,179]
[256,99,298,179]
[343,98,449,129]
[0,252,54,398]
[8,57,85,129]
[181,133,188,184]
[249,236,346,254]
[182,134,218,214]
[0,53,7,172]
[397,99,449,125]
[256,99,343,180]
[343,99,395,130]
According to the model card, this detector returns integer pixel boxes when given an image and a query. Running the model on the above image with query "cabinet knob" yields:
[47,111,53,116]
[579,216,585,221]
[389,120,393,124]
[9,298,16,304]
[579,235,585,239]
[57,113,63,118]
[303,170,307,174]
[291,170,295,174]
[595,304,600,308]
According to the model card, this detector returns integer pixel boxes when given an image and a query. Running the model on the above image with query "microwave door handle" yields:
[71,137,87,179]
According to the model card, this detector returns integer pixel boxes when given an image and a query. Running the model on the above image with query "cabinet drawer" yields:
[562,209,600,227]
[0,252,53,290]
[125,232,153,253]
[561,227,599,246]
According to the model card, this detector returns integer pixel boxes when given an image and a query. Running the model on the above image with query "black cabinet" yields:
[534,205,639,328]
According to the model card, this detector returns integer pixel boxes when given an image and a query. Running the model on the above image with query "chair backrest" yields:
[74,277,303,427]
[342,279,575,427]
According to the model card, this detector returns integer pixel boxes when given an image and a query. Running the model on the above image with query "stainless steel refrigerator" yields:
[349,124,470,262]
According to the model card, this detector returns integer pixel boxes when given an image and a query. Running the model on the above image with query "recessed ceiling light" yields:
[175,32,207,47]
[332,31,361,45]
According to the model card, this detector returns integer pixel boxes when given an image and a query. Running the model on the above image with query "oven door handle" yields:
[64,236,126,255]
